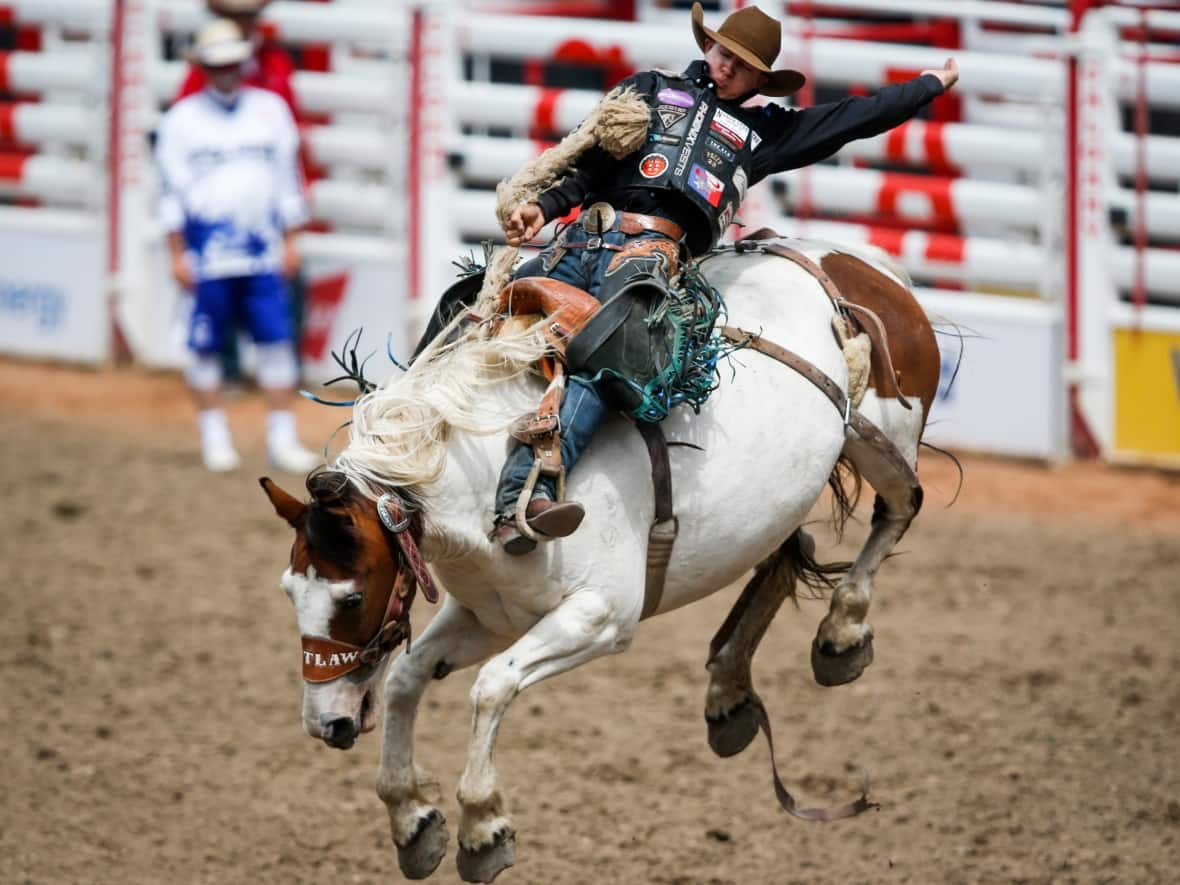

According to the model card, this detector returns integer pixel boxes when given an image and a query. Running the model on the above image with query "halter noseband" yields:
[300,493,439,684]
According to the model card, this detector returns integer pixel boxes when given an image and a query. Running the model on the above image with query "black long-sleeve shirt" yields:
[536,61,945,255]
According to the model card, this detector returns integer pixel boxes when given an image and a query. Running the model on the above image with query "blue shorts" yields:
[188,273,293,354]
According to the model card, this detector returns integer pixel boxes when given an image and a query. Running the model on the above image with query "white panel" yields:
[300,251,409,387]
[0,213,108,363]
[917,291,1066,459]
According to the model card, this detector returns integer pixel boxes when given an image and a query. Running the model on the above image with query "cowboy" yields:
[156,19,318,474]
[490,2,959,554]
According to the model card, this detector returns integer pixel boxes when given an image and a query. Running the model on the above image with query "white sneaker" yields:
[202,441,242,473]
[269,442,320,474]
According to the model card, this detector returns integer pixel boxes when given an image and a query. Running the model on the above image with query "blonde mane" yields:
[331,319,550,500]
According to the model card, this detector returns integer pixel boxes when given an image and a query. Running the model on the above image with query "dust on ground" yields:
[3,359,1178,885]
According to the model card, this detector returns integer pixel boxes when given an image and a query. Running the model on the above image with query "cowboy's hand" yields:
[922,57,959,91]
[282,233,301,279]
[170,251,194,290]
[505,202,545,246]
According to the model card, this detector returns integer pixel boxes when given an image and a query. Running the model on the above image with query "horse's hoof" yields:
[397,809,449,880]
[456,827,516,883]
[706,698,760,758]
[811,636,874,686]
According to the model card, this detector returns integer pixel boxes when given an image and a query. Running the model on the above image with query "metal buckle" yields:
[377,493,412,534]
[581,202,616,234]
[585,236,603,250]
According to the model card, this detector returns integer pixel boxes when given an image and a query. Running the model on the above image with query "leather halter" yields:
[300,493,439,684]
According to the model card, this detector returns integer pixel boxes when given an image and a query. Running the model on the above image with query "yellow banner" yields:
[1114,328,1180,457]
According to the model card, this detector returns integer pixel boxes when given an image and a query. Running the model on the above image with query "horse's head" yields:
[260,471,437,750]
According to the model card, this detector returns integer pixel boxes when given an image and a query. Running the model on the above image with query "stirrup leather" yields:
[509,364,568,541]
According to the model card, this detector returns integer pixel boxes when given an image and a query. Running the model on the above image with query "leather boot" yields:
[490,498,586,556]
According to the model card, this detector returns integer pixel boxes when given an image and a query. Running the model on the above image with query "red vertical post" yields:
[1132,8,1148,327]
[107,0,132,362]
[407,6,424,302]
[1066,0,1100,457]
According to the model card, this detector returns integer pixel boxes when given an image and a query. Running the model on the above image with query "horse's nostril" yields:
[319,715,358,749]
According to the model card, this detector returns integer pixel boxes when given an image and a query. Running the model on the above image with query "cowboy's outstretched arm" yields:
[751,59,956,180]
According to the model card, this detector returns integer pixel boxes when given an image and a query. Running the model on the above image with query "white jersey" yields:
[156,87,307,281]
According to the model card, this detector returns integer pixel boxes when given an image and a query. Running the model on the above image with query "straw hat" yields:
[690,2,806,97]
[189,18,253,68]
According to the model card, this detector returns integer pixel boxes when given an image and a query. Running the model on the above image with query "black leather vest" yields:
[613,72,758,249]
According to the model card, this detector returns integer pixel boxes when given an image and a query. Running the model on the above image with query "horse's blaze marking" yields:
[281,566,356,638]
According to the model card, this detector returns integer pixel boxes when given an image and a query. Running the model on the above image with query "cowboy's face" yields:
[203,62,244,96]
[704,39,768,100]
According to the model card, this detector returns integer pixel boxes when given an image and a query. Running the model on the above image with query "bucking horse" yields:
[260,233,941,882]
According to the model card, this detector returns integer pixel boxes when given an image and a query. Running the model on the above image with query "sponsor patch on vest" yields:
[704,150,724,169]
[657,105,688,129]
[751,130,762,151]
[639,152,669,179]
[705,137,736,162]
[657,87,696,108]
[689,164,725,207]
[733,166,748,201]
[718,201,735,235]
[648,132,682,147]
[710,107,749,149]
[673,102,711,177]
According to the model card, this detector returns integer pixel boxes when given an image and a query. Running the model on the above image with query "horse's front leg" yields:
[378,597,509,880]
[455,588,635,883]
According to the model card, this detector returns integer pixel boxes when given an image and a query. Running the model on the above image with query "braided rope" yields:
[471,86,651,317]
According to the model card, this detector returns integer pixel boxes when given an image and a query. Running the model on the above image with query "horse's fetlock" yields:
[458,812,513,852]
[390,802,441,846]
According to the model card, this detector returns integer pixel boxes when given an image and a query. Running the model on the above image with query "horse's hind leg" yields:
[812,416,923,687]
[705,531,811,758]
[377,598,509,880]
[455,588,634,883]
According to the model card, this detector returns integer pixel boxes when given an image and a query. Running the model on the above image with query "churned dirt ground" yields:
[2,358,1179,885]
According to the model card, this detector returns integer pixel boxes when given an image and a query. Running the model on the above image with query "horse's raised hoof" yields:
[706,698,760,758]
[397,809,450,880]
[456,826,516,883]
[811,636,874,686]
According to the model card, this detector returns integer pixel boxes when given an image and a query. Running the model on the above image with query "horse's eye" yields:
[341,592,364,610]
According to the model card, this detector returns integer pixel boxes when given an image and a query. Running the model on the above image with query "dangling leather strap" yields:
[636,421,676,621]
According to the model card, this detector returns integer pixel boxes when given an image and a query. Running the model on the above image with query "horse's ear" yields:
[259,477,306,528]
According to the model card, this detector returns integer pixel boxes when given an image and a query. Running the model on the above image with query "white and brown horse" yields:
[261,238,940,882]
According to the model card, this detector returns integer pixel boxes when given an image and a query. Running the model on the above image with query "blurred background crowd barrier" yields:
[1,0,1178,466]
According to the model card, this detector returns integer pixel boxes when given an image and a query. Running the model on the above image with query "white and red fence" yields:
[111,0,411,376]
[0,0,110,364]
[1,0,1178,466]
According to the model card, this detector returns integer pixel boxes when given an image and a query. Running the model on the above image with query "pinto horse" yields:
[261,238,940,882]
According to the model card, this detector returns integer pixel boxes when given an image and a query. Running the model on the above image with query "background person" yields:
[172,0,302,385]
[156,18,318,474]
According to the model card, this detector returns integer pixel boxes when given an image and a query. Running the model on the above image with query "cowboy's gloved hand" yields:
[922,57,959,91]
[505,203,545,247]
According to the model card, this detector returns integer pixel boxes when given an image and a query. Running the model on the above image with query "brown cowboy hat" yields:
[691,2,806,97]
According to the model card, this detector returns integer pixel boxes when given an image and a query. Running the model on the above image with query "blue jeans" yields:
[493,221,666,515]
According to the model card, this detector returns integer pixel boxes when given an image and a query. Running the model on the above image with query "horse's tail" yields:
[780,527,853,602]
[825,454,863,545]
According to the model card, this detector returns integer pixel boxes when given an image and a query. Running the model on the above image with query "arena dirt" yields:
[3,360,1179,885]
